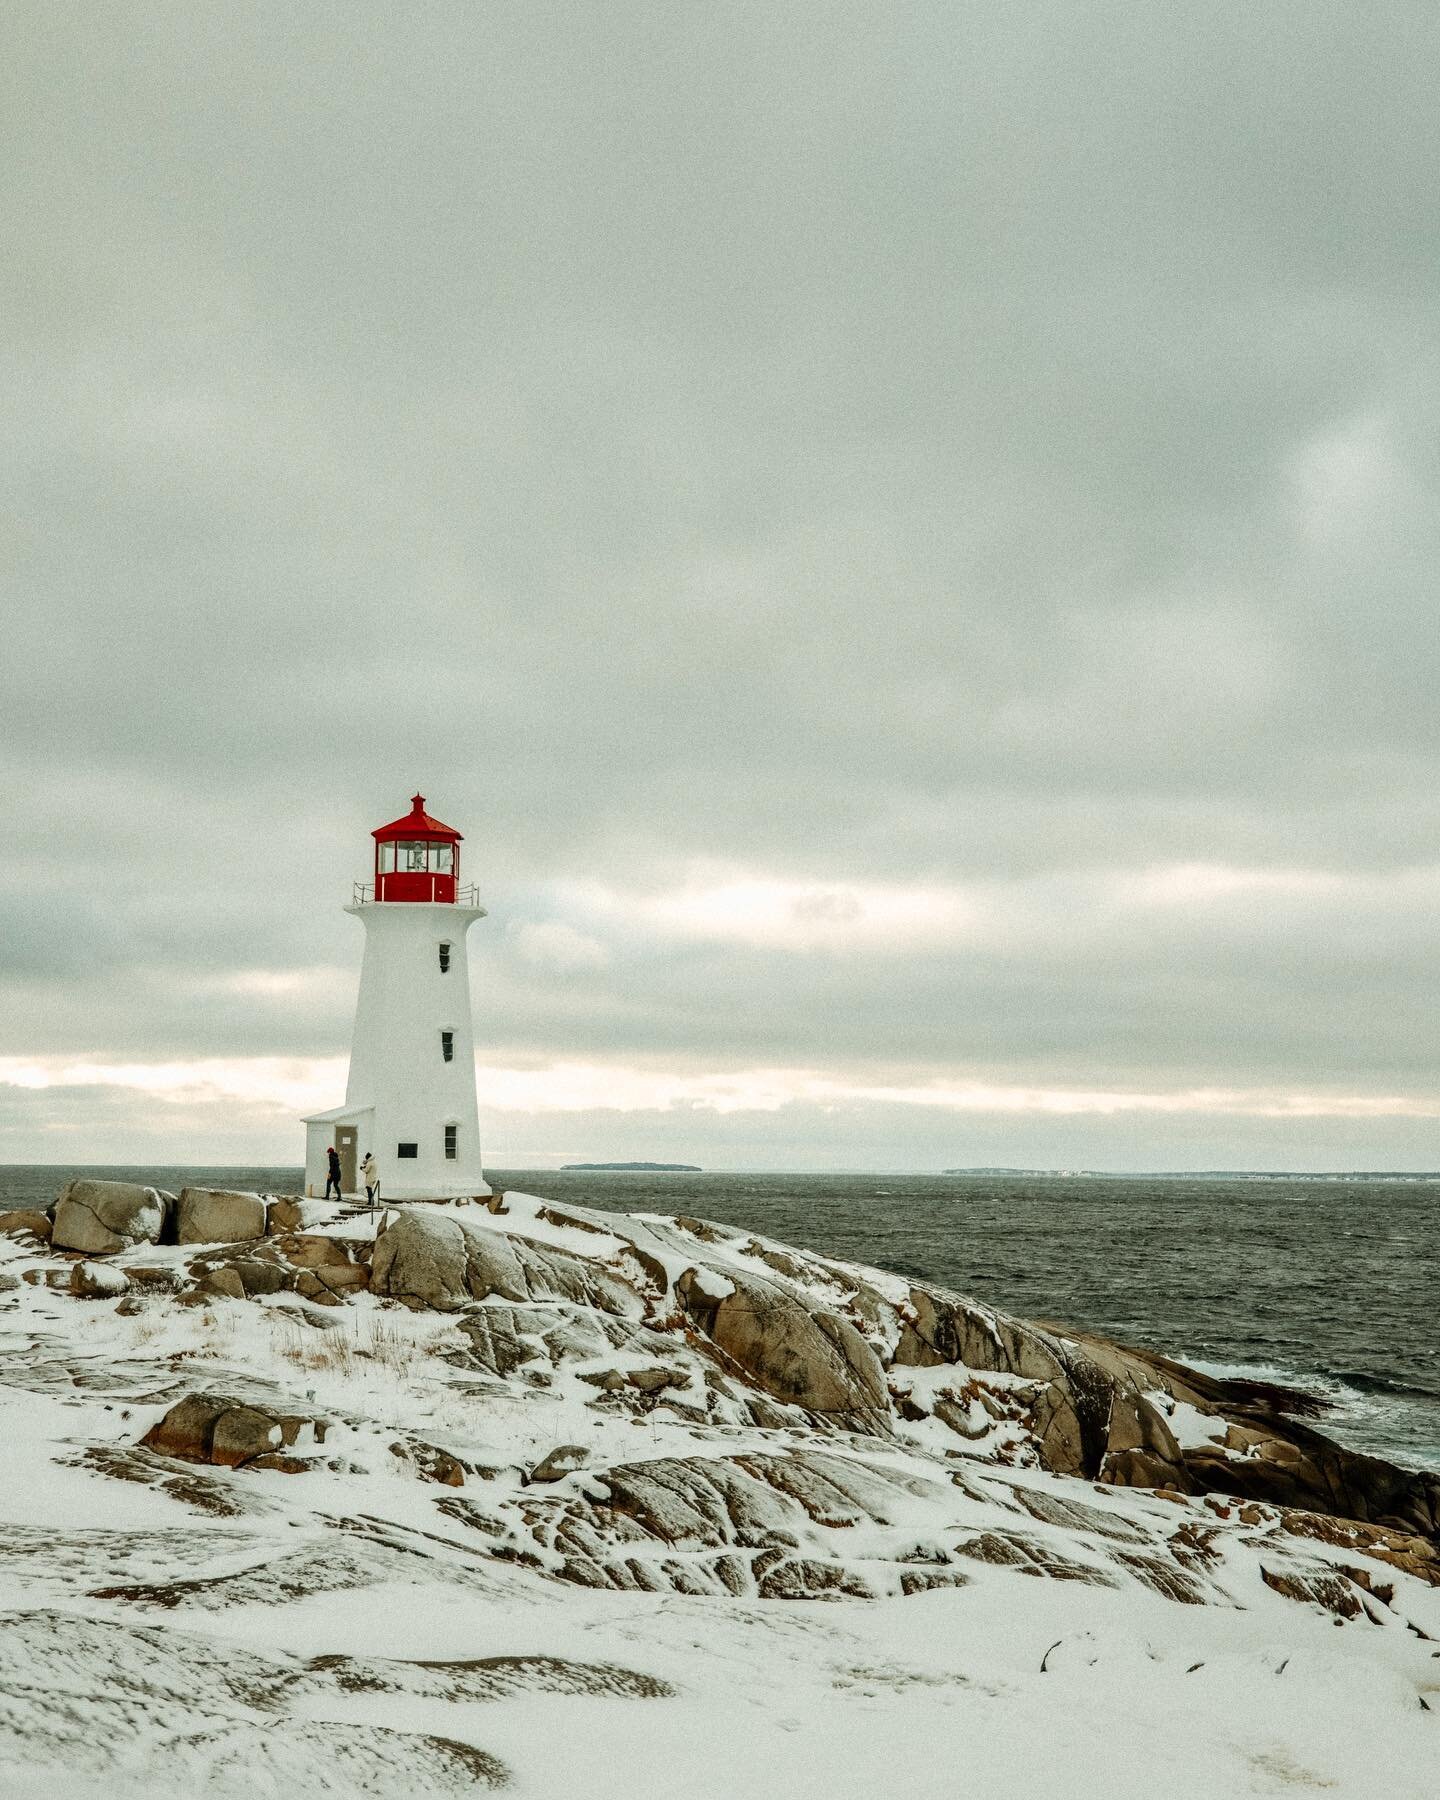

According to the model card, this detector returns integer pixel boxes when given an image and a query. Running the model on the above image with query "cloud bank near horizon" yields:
[3,5,1440,1169]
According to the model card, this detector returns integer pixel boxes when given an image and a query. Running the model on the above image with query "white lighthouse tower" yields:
[303,795,491,1201]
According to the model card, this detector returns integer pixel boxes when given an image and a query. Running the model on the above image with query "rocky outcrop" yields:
[265,1197,332,1234]
[187,1233,371,1306]
[370,1210,527,1310]
[1178,1411,1440,1541]
[866,1271,1440,1539]
[177,1188,268,1245]
[52,1180,172,1254]
[141,1393,328,1473]
[28,1181,1440,1580]
[5,1182,1439,1797]
[677,1266,889,1422]
[0,1210,52,1241]
[528,1444,589,1483]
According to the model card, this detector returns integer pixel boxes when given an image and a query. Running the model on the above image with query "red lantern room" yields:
[371,794,463,903]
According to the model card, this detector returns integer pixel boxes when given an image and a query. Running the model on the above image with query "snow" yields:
[479,1189,630,1262]
[685,1265,736,1300]
[1151,1391,1232,1451]
[0,1199,1436,1797]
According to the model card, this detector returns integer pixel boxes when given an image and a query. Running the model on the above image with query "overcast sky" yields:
[4,3,1440,1171]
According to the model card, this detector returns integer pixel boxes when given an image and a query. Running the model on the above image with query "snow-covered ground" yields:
[0,1191,1435,1797]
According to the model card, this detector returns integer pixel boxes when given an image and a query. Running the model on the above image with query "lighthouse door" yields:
[335,1125,358,1196]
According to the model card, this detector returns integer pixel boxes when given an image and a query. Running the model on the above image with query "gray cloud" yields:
[3,4,1440,1164]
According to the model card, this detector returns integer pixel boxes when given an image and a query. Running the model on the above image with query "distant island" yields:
[943,1167,1071,1177]
[562,1162,703,1173]
[943,1167,1440,1181]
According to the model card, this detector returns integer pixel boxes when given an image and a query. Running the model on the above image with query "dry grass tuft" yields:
[271,1314,421,1379]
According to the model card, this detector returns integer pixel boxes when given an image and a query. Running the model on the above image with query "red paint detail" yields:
[377,869,458,903]
[371,794,464,903]
[372,793,463,843]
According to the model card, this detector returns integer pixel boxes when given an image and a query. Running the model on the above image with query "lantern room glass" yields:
[372,813,461,904]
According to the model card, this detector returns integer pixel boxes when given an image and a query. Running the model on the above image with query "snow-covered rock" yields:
[265,1196,335,1234]
[528,1443,590,1482]
[0,1185,1437,1796]
[51,1179,171,1254]
[70,1260,130,1300]
[187,1232,372,1305]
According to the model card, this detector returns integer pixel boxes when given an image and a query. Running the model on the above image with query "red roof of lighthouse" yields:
[372,794,463,843]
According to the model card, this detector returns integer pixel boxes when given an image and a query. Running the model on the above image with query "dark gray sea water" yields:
[4,1165,1436,1471]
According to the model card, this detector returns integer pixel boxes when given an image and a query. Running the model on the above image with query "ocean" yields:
[4,1164,1436,1472]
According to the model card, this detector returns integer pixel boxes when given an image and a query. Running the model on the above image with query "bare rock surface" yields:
[0,1211,52,1242]
[186,1233,371,1305]
[140,1392,328,1473]
[371,1209,527,1310]
[177,1187,268,1245]
[679,1265,890,1421]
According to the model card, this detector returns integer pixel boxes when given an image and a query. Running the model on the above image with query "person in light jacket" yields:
[361,1152,379,1206]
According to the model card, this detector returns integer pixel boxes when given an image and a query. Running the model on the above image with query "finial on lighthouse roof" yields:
[372,794,463,842]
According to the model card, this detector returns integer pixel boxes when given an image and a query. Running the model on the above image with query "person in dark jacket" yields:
[325,1144,343,1200]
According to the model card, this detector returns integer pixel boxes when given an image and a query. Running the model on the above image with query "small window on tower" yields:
[378,843,396,873]
[444,1124,458,1160]
[397,1142,418,1159]
[402,841,428,872]
[440,1030,454,1063]
[438,942,451,973]
[431,843,453,873]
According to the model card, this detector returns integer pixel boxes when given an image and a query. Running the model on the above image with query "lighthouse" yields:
[302,795,491,1201]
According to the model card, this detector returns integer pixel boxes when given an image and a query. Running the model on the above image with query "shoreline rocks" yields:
[12,1177,1440,1558]
[677,1265,890,1421]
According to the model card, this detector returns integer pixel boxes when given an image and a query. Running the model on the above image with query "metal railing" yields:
[352,880,483,908]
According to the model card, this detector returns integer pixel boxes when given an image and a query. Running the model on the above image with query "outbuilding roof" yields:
[372,793,463,843]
